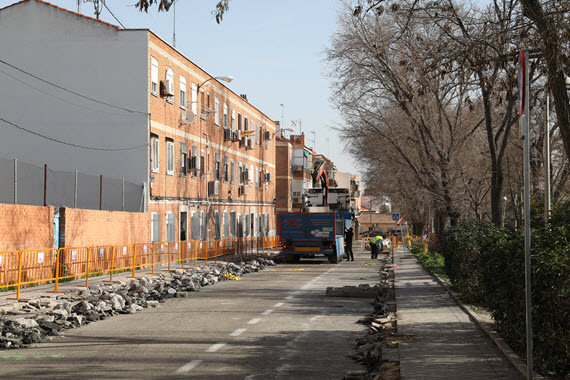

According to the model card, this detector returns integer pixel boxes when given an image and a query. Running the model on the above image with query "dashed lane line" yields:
[273,302,284,307]
[206,343,226,353]
[230,328,247,337]
[247,318,261,325]
[174,360,203,374]
[261,309,274,315]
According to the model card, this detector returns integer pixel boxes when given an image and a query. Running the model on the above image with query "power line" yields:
[0,116,148,152]
[0,59,147,115]
[101,0,126,28]
[0,68,128,116]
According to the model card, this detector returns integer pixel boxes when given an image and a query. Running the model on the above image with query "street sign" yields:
[392,213,400,221]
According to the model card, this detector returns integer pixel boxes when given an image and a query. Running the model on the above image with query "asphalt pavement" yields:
[0,249,381,379]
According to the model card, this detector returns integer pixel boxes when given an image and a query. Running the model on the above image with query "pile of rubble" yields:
[0,257,275,350]
[345,257,399,380]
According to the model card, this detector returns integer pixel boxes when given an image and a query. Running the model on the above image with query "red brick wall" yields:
[63,207,150,247]
[0,204,54,251]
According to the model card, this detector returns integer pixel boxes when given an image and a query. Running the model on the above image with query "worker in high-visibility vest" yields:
[369,235,383,259]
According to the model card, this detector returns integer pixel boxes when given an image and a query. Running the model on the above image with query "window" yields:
[191,212,200,240]
[166,140,174,175]
[191,83,197,115]
[223,211,229,238]
[255,166,259,187]
[151,57,158,95]
[251,121,255,144]
[244,214,250,237]
[180,141,187,175]
[200,149,205,178]
[214,97,220,125]
[191,145,198,178]
[151,213,160,242]
[251,165,255,187]
[223,155,228,182]
[179,75,186,108]
[151,137,159,172]
[223,103,228,129]
[165,67,173,102]
[231,109,236,130]
[214,211,221,240]
[244,117,248,132]
[230,160,235,184]
[238,162,243,185]
[166,212,175,242]
[214,152,220,181]
[238,113,242,131]
[230,211,236,237]
[255,123,259,145]
[201,211,208,240]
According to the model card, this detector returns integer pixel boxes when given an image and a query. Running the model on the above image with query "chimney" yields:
[240,94,248,102]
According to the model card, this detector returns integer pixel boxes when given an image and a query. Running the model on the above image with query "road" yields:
[0,254,381,379]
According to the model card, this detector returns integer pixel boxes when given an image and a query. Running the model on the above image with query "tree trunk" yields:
[520,0,570,164]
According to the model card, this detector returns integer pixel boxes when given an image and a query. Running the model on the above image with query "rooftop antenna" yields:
[310,131,316,150]
[77,0,81,13]
[172,0,176,48]
[84,0,102,19]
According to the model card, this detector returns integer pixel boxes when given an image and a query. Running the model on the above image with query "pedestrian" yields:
[344,227,354,261]
[369,234,379,259]
[369,234,384,259]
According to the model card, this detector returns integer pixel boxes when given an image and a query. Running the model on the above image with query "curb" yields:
[430,272,545,380]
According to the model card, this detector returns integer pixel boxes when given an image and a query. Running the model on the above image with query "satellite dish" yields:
[181,110,196,125]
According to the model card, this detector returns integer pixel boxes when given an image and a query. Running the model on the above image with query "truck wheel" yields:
[328,255,339,264]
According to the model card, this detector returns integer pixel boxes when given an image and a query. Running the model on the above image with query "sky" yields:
[0,0,359,176]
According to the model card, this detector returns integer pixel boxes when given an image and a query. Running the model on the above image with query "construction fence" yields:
[0,236,281,300]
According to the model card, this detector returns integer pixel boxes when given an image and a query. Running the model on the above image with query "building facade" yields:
[0,0,277,244]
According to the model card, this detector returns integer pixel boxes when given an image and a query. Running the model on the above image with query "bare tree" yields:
[135,0,230,23]
[327,5,484,238]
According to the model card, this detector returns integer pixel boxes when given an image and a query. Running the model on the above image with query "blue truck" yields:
[278,212,352,263]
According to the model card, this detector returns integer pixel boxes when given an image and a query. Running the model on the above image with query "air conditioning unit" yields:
[224,129,233,141]
[264,131,271,140]
[233,130,242,141]
[292,165,303,172]
[241,136,248,147]
[162,79,174,96]
[189,156,200,171]
[293,197,300,203]
[246,138,254,150]
[208,180,220,196]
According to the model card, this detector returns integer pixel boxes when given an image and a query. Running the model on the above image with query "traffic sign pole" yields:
[520,50,534,380]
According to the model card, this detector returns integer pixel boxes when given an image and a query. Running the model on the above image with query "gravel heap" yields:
[0,257,275,349]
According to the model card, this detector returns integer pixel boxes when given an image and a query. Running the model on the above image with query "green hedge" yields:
[441,205,570,377]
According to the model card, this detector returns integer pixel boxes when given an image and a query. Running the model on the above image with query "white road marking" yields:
[285,295,294,300]
[261,309,274,315]
[174,360,203,374]
[230,328,247,337]
[247,318,261,325]
[273,302,284,307]
[206,343,226,352]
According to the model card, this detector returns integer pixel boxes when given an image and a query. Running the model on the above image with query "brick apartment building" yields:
[0,0,277,243]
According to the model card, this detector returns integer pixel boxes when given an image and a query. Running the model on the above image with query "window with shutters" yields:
[214,152,220,180]
[166,140,174,175]
[223,155,228,182]
[151,137,159,173]
[191,212,200,240]
[223,211,229,238]
[214,97,220,126]
[214,211,221,240]
[230,211,236,237]
[191,145,198,178]
[179,75,186,108]
[180,141,187,175]
[151,213,160,242]
[230,160,235,184]
[166,212,175,241]
[231,109,236,130]
[201,212,208,240]
[223,103,228,129]
[191,83,197,115]
[238,113,242,130]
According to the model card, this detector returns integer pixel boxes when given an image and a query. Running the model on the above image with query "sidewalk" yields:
[393,247,523,380]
